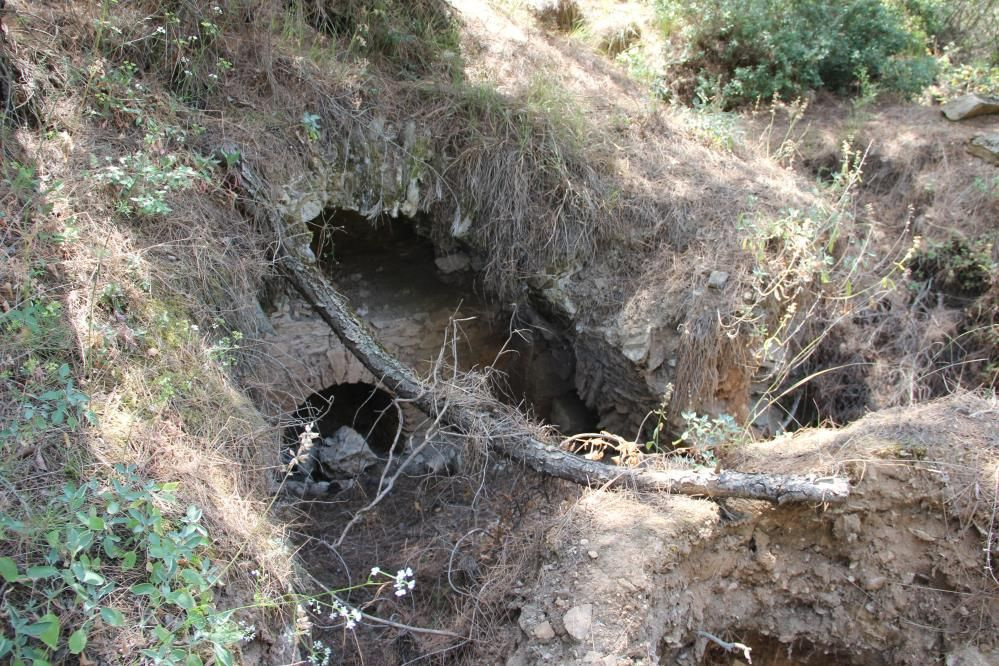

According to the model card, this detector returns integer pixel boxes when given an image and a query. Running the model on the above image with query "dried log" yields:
[272,250,850,504]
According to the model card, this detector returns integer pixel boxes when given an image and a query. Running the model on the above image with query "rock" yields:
[968,132,999,165]
[862,575,887,591]
[563,604,593,641]
[946,645,999,666]
[527,0,583,31]
[317,426,379,477]
[619,324,651,363]
[587,550,598,560]
[533,620,556,641]
[505,652,529,666]
[707,270,729,290]
[941,94,999,121]
[434,252,471,274]
[282,479,332,498]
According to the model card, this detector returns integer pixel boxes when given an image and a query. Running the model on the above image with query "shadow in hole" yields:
[285,382,402,465]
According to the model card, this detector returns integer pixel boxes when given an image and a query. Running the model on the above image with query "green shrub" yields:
[0,466,250,665]
[658,0,936,106]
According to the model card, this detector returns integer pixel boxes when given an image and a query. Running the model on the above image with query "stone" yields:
[587,550,598,560]
[968,132,999,165]
[533,620,556,641]
[563,604,593,641]
[317,426,379,477]
[619,324,651,363]
[434,253,471,274]
[707,270,729,290]
[941,94,999,121]
[946,645,999,666]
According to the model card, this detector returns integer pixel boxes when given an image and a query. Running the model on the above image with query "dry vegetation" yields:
[1,0,997,664]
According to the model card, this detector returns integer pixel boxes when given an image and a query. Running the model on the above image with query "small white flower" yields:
[393,567,416,597]
[370,566,381,577]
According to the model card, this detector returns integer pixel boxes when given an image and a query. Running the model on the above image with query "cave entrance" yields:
[304,207,598,436]
[286,382,401,458]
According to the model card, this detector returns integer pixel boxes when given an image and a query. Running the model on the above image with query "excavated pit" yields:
[251,207,996,665]
[292,207,597,435]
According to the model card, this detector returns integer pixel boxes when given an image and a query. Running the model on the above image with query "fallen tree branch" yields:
[243,170,850,503]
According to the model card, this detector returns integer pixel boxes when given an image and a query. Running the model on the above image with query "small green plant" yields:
[642,384,674,452]
[300,112,321,142]
[0,465,251,664]
[908,236,996,298]
[93,151,211,217]
[673,411,742,466]
[89,61,146,126]
[208,319,243,368]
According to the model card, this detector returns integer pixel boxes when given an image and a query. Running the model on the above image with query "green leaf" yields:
[0,556,19,582]
[130,582,158,596]
[24,613,60,650]
[185,654,204,666]
[169,589,196,610]
[0,636,12,658]
[68,628,88,654]
[100,607,124,627]
[153,625,172,644]
[26,566,60,580]
[160,482,180,492]
[121,550,137,570]
[79,569,105,586]
[213,644,234,666]
[180,568,207,589]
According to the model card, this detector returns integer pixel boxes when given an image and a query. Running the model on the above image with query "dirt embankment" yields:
[505,393,998,665]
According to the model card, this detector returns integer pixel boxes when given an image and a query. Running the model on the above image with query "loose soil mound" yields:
[506,392,998,664]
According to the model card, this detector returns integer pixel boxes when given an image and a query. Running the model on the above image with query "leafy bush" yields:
[932,49,999,99]
[0,465,251,665]
[658,0,937,106]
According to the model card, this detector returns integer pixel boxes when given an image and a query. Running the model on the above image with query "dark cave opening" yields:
[303,206,599,436]
[286,382,402,460]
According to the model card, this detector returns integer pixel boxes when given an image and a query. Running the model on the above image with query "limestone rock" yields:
[968,132,999,165]
[946,645,999,666]
[527,0,582,31]
[563,603,593,641]
[941,94,999,121]
[533,620,556,641]
[707,270,729,290]
[317,426,378,477]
